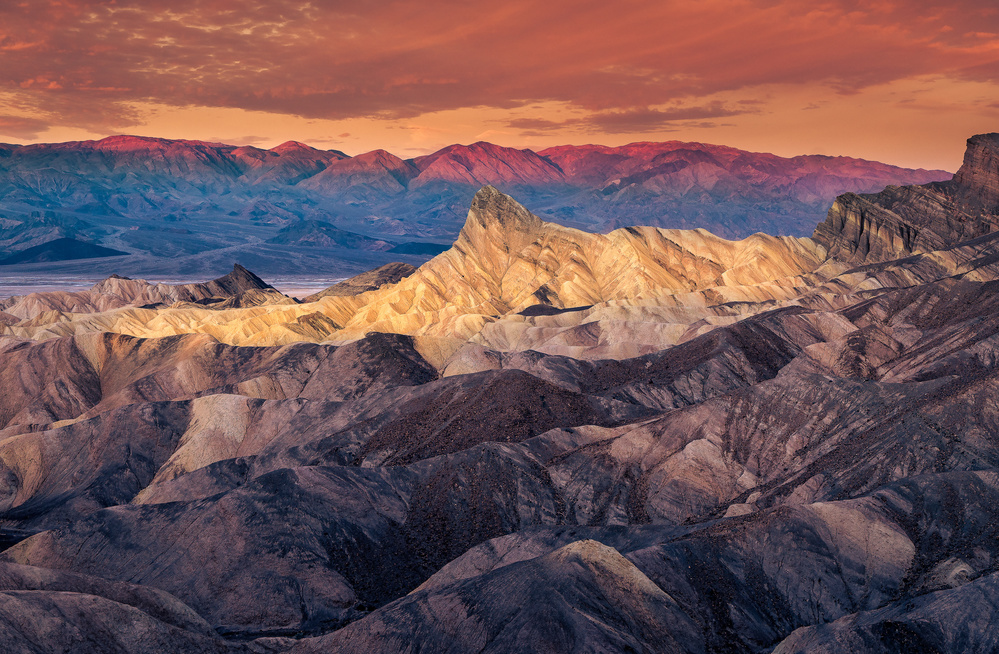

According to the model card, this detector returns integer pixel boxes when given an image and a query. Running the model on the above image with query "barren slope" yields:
[1,134,998,653]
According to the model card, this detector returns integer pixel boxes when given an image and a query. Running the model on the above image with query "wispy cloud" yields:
[508,103,748,134]
[0,0,996,142]
[0,114,51,139]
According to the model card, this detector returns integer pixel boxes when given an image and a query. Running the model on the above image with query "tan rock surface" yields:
[0,264,283,321]
[0,187,830,355]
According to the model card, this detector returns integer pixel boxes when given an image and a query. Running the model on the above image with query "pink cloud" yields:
[0,115,52,139]
[0,0,996,134]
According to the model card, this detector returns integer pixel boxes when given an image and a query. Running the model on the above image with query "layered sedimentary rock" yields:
[0,187,828,352]
[1,135,999,652]
[0,263,283,320]
[813,132,999,263]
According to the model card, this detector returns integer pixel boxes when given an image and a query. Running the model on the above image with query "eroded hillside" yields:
[1,134,998,653]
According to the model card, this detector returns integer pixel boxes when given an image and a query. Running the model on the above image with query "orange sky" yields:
[1,0,998,170]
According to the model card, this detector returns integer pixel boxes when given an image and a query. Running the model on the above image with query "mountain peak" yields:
[270,140,317,154]
[410,143,565,187]
[462,185,544,235]
[451,186,548,278]
[207,263,273,295]
[353,149,406,165]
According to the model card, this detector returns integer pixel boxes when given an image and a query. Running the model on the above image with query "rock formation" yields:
[0,263,287,320]
[0,187,829,351]
[813,132,999,263]
[303,262,417,301]
[1,134,998,653]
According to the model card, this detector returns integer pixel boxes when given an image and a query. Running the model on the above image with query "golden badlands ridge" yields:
[2,186,860,360]
[3,179,991,363]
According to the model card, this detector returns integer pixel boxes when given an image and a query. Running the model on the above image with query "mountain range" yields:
[0,133,997,652]
[0,136,949,277]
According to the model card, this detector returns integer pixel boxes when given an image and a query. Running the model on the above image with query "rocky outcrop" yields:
[814,133,999,263]
[303,262,416,301]
[950,132,999,213]
[193,263,275,297]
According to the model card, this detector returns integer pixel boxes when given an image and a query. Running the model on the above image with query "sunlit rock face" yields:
[1,136,999,653]
[0,186,829,353]
[952,132,999,213]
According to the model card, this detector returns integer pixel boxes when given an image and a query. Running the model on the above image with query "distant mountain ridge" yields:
[0,135,951,276]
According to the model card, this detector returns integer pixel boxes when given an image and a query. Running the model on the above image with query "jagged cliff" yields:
[814,133,999,262]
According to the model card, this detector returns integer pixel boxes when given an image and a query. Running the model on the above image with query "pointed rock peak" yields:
[210,263,273,293]
[462,185,544,236]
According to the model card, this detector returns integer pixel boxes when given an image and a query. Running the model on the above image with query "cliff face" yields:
[814,133,999,263]
[950,132,999,213]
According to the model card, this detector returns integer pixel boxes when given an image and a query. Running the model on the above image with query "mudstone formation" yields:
[0,134,998,652]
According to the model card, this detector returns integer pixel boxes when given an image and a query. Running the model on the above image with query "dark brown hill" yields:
[0,238,128,265]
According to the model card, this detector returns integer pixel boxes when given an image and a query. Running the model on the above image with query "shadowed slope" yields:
[813,133,999,263]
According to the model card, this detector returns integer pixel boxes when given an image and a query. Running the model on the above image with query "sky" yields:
[0,0,997,170]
